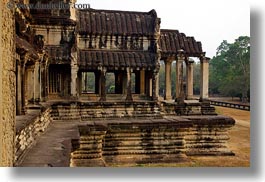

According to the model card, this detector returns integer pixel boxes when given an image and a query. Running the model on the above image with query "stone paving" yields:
[18,121,81,167]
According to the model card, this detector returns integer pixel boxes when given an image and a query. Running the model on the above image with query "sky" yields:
[76,0,250,58]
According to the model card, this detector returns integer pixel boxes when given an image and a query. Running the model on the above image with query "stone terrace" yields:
[16,103,235,167]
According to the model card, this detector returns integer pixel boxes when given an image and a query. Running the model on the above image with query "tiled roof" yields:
[159,29,204,57]
[77,9,158,36]
[78,50,156,69]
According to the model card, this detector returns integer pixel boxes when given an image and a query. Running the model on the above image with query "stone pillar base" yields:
[199,98,210,104]
[164,96,172,101]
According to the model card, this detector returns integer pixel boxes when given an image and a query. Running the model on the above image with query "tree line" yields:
[209,36,250,102]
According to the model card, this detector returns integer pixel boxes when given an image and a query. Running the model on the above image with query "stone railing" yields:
[15,107,52,166]
[209,100,250,111]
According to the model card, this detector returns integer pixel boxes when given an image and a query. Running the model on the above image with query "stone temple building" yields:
[1,0,235,167]
[14,1,209,106]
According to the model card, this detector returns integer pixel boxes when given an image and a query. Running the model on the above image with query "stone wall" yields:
[15,107,52,166]
[0,0,16,167]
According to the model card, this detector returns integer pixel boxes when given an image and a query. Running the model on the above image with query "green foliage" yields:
[82,72,95,93]
[193,62,200,95]
[106,73,115,93]
[209,36,250,102]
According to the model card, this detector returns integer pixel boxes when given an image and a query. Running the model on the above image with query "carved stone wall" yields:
[0,0,16,167]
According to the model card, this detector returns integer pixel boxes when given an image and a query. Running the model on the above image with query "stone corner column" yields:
[152,70,159,102]
[164,58,173,101]
[40,56,49,102]
[126,68,133,101]
[140,69,145,95]
[200,56,210,101]
[99,67,107,102]
[34,60,40,104]
[70,49,79,99]
[71,65,78,98]
[186,60,194,100]
[175,50,185,103]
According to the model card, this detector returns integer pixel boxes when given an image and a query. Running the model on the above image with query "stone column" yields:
[34,60,40,103]
[40,57,47,102]
[140,70,145,95]
[99,68,106,101]
[200,57,210,101]
[16,61,22,115]
[71,65,78,97]
[126,68,133,101]
[176,51,185,102]
[164,58,173,100]
[44,63,49,100]
[26,65,35,103]
[21,59,26,114]
[71,49,78,98]
[152,71,159,101]
[186,60,194,100]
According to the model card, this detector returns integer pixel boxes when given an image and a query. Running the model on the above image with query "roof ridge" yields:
[78,8,156,15]
[161,29,180,32]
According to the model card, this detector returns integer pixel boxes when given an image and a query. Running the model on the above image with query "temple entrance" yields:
[48,64,71,98]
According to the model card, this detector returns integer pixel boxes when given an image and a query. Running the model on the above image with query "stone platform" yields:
[70,116,235,167]
[15,101,235,167]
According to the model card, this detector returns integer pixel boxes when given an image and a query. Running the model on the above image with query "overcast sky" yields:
[76,0,250,58]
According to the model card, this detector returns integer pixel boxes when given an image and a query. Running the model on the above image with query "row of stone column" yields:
[16,53,48,115]
[70,67,159,102]
[164,55,209,102]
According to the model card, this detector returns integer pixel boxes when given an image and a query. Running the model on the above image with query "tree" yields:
[193,62,200,95]
[209,36,250,102]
